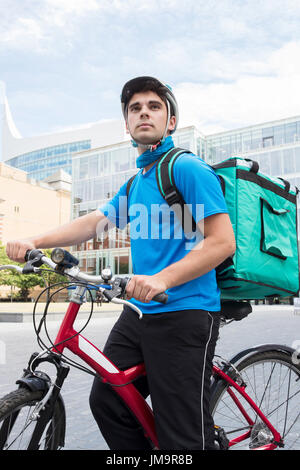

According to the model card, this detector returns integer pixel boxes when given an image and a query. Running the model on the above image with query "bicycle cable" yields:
[31,281,140,386]
[30,268,137,385]
[31,276,101,378]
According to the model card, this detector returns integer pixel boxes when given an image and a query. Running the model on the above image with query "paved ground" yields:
[0,303,299,450]
[0,300,123,322]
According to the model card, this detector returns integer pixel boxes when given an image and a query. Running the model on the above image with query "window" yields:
[251,129,263,150]
[241,132,251,152]
[282,148,295,174]
[273,125,285,146]
[294,147,300,172]
[263,136,274,147]
[258,152,270,174]
[285,123,297,144]
[270,150,281,176]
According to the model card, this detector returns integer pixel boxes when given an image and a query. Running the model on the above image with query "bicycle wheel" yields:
[210,350,300,450]
[0,387,65,450]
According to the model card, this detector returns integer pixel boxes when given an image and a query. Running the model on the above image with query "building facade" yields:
[206,115,300,190]
[0,163,71,246]
[2,91,300,279]
[70,116,300,277]
[1,95,125,180]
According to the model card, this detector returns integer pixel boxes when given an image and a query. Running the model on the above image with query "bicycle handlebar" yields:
[1,248,168,309]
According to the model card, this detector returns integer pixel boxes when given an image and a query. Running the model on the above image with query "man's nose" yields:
[140,105,149,117]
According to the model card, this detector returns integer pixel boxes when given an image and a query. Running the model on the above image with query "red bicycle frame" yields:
[51,299,282,450]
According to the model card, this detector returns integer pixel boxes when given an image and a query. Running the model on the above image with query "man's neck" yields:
[143,161,156,174]
[137,145,153,174]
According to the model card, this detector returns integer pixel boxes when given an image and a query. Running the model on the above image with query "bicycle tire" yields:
[0,387,65,450]
[210,350,300,450]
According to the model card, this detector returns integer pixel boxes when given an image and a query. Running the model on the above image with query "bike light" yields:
[51,248,65,264]
[51,248,79,268]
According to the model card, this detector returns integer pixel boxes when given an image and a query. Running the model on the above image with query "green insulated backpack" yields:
[127,149,300,301]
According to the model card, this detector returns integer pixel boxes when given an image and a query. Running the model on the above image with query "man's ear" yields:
[125,120,130,134]
[168,115,176,133]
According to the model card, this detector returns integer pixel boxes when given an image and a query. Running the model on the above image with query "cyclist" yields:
[6,76,235,450]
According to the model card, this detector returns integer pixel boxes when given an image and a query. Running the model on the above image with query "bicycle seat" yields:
[220,301,252,321]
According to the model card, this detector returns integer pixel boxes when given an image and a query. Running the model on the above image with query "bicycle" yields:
[0,248,299,450]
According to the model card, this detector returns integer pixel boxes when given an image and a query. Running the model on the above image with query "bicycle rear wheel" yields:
[210,350,300,450]
[0,387,65,450]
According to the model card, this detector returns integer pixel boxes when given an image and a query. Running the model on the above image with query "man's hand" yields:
[126,275,168,303]
[6,240,36,263]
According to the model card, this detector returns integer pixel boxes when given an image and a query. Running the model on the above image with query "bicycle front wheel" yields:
[0,387,65,450]
[211,350,300,450]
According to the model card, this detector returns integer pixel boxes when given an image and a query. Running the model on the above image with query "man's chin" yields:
[133,133,160,146]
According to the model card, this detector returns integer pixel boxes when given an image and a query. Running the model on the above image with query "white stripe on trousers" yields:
[200,312,214,450]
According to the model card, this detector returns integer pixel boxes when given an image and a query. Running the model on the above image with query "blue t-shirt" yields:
[99,151,228,314]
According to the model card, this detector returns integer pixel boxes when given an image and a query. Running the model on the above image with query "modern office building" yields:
[1,95,125,180]
[206,116,300,191]
[2,92,300,278]
[71,116,300,277]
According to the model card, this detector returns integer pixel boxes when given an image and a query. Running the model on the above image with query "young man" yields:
[6,76,235,450]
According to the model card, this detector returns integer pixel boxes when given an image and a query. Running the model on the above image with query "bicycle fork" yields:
[16,352,70,449]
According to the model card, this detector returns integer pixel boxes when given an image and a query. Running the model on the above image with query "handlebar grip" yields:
[25,249,43,262]
[152,292,168,304]
[23,249,44,271]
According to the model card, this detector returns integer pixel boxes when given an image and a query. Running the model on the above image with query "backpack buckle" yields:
[164,189,182,206]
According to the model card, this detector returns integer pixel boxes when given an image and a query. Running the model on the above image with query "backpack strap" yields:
[126,148,196,233]
[155,147,196,233]
[126,173,138,198]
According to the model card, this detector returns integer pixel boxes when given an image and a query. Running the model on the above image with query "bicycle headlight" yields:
[51,248,79,268]
[51,248,65,264]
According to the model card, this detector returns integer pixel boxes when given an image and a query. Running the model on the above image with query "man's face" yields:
[126,90,176,146]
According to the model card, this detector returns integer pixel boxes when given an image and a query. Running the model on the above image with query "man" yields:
[6,76,235,450]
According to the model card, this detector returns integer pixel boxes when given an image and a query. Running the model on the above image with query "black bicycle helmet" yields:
[121,76,179,134]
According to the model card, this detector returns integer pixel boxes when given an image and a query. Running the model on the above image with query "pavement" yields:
[0,300,296,323]
[0,300,123,322]
[0,304,299,450]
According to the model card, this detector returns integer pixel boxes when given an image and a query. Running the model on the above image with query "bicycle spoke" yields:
[211,351,300,450]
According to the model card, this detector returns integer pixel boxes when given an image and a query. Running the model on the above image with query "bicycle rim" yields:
[0,388,64,450]
[211,351,300,450]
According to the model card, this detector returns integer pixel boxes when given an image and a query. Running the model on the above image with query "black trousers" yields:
[89,305,220,450]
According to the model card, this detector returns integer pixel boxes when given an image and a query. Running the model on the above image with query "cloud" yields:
[174,41,300,134]
[0,0,103,54]
[0,16,46,51]
[2,0,300,141]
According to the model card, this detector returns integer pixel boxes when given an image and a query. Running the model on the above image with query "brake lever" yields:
[22,249,44,274]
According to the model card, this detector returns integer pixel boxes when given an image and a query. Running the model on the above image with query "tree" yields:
[0,244,65,301]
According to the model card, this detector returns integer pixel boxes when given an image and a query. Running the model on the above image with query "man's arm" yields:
[126,212,235,303]
[6,209,110,263]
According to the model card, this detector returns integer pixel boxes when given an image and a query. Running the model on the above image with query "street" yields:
[0,305,299,450]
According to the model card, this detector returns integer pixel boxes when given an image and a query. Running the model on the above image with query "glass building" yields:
[1,94,125,181]
[206,116,300,189]
[71,116,300,277]
[6,140,91,180]
[2,91,299,278]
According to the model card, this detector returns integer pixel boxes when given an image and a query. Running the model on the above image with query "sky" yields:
[1,0,300,157]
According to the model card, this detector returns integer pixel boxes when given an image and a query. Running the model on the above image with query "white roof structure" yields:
[1,92,127,162]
